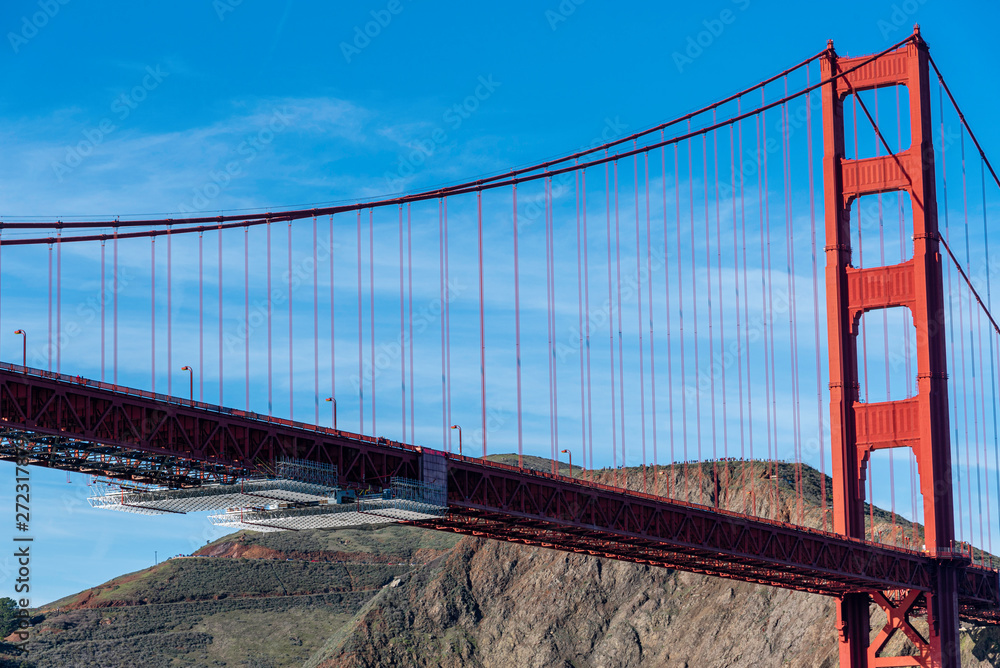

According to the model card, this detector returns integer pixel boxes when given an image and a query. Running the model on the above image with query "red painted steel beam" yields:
[0,362,995,625]
[431,455,998,618]
[0,363,420,487]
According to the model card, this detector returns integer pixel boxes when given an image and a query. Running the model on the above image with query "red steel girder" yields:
[0,363,420,487]
[440,456,998,611]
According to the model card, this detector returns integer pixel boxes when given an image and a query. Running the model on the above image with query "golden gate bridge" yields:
[1,27,998,666]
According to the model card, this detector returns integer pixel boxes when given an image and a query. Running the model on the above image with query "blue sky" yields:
[2,1,999,606]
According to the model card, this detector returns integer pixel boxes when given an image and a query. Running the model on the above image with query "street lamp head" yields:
[325,397,334,402]
[13,330,24,335]
[450,425,460,430]
[560,449,569,454]
[181,365,192,371]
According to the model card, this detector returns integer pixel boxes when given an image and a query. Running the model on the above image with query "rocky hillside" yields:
[3,458,999,667]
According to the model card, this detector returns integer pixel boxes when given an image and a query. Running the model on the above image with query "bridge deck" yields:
[0,363,996,623]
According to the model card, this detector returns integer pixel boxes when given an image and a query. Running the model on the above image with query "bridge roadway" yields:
[0,363,995,623]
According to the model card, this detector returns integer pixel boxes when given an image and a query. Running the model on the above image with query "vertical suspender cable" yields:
[244,226,250,411]
[150,238,156,391]
[399,206,407,441]
[757,111,773,515]
[314,217,320,426]
[806,69,828,531]
[219,227,224,406]
[782,89,804,524]
[513,185,524,467]
[101,240,106,382]
[478,191,486,456]
[167,226,172,395]
[369,208,377,435]
[444,200,451,449]
[407,204,415,439]
[662,138,676,499]
[690,127,704,500]
[583,171,594,479]
[730,120,747,510]
[634,147,648,493]
[607,156,619,483]
[267,219,274,416]
[646,152,659,493]
[329,216,337,427]
[739,104,755,515]
[675,144,688,499]
[615,160,627,479]
[961,126,983,551]
[976,306,992,555]
[357,211,364,432]
[576,170,587,471]
[200,232,205,403]
[551,181,559,472]
[982,158,999,557]
[940,86,963,545]
[56,232,61,373]
[703,128,717,507]
[114,226,118,385]
[439,200,447,447]
[958,273,973,549]
[288,223,294,419]
[47,243,52,370]
[545,177,556,472]
[762,97,780,515]
[713,113,728,505]
[550,180,559,473]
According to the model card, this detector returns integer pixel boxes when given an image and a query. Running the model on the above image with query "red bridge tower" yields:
[823,28,961,667]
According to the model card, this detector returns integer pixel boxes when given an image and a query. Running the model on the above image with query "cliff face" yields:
[6,460,1000,667]
[313,536,1000,667]
[316,536,842,668]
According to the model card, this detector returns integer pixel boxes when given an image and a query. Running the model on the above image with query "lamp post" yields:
[180,366,193,401]
[560,449,572,476]
[450,425,462,456]
[325,397,337,430]
[13,329,25,368]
